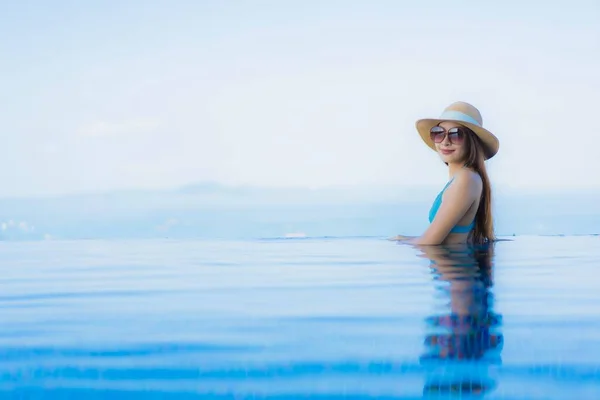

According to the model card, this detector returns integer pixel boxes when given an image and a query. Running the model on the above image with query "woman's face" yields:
[431,121,468,164]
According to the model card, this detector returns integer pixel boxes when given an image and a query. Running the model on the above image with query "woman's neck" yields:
[448,162,465,179]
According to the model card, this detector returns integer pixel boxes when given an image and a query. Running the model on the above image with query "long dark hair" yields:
[461,127,495,244]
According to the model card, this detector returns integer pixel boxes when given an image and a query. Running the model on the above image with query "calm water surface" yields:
[1,236,599,399]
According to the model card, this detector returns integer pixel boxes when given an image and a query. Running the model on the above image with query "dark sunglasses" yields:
[430,126,466,145]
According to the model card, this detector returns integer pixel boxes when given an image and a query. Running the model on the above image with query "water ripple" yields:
[1,237,599,399]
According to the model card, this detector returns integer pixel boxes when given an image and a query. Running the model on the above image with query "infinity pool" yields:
[1,236,599,399]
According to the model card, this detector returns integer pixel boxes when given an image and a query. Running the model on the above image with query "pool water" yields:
[1,236,599,399]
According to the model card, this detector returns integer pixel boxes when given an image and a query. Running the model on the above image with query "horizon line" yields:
[1,180,600,201]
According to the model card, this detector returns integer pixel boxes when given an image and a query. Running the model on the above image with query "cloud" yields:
[77,117,161,138]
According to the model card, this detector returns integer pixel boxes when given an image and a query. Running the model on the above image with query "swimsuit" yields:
[429,177,475,234]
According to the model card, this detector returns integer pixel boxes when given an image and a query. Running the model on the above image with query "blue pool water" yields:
[1,236,599,399]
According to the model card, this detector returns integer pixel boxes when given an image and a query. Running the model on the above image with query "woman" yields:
[393,101,500,246]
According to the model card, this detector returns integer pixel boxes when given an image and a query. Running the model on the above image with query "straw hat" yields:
[415,101,500,160]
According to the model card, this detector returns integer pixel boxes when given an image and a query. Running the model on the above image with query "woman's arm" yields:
[388,235,416,241]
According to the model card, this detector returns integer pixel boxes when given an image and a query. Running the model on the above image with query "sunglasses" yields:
[430,126,466,145]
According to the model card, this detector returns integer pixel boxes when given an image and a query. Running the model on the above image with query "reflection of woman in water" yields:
[392,101,500,246]
[417,242,503,397]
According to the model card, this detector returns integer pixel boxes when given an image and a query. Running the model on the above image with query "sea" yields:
[1,235,599,399]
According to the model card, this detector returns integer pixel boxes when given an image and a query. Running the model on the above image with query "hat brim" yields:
[416,118,499,160]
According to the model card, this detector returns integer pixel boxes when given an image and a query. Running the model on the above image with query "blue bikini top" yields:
[428,177,475,234]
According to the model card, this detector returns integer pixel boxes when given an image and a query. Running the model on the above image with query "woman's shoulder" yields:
[452,168,483,193]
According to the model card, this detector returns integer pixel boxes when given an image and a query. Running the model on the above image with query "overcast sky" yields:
[1,0,599,197]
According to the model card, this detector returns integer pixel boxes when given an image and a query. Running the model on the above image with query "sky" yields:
[1,0,599,197]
